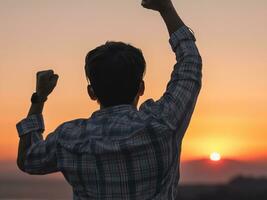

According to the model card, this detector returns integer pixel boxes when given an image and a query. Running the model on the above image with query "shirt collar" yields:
[91,104,137,118]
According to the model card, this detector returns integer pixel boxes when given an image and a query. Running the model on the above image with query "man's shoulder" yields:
[58,118,88,132]
[139,98,163,119]
[55,118,89,143]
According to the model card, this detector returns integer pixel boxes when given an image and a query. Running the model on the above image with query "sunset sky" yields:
[0,0,267,162]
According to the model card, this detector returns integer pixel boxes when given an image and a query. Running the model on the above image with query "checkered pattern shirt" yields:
[16,26,202,200]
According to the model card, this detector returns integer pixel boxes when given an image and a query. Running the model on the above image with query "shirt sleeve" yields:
[140,26,202,140]
[16,114,61,174]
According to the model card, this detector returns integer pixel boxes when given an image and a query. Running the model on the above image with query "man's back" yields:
[58,104,181,199]
[16,1,202,199]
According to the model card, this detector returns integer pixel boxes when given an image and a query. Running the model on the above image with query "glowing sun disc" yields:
[210,152,221,161]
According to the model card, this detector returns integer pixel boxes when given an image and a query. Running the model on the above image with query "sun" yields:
[210,152,221,161]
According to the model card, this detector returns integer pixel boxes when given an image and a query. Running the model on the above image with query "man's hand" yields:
[36,70,59,98]
[141,0,173,13]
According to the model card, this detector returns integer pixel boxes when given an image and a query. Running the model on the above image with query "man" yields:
[16,0,202,199]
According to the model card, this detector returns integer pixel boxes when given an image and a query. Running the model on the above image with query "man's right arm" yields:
[141,0,202,139]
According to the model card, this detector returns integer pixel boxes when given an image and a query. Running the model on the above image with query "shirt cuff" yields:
[169,26,196,52]
[16,114,45,137]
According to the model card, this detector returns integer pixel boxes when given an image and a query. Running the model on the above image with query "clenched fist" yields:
[36,70,59,98]
[141,0,173,12]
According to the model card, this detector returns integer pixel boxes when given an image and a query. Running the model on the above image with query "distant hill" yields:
[178,176,267,200]
[180,158,267,184]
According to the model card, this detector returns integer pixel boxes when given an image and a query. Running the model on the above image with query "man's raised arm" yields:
[141,0,202,139]
[16,70,60,174]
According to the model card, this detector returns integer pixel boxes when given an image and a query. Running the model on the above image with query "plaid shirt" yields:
[16,26,202,200]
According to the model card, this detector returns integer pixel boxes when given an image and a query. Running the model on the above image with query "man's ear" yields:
[87,85,97,101]
[138,80,145,96]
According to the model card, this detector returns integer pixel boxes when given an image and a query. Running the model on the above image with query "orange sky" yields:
[1,0,267,161]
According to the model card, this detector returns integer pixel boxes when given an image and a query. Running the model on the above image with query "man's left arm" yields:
[16,70,60,174]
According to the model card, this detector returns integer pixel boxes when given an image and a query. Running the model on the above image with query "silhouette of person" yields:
[16,0,202,199]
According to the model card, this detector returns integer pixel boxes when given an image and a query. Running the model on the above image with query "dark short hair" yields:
[85,41,146,107]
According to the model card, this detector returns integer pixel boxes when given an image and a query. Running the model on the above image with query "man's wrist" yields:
[159,3,185,37]
[31,92,48,104]
[158,2,174,15]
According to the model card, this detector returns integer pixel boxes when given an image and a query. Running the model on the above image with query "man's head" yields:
[85,41,146,108]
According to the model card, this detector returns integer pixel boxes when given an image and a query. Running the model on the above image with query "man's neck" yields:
[100,103,137,110]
